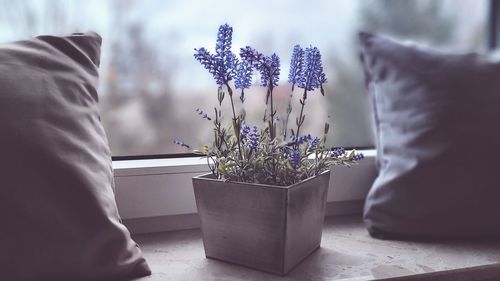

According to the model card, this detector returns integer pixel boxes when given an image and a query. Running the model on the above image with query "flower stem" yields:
[268,81,277,183]
[225,83,243,160]
[269,82,276,140]
[283,83,295,139]
[295,89,308,141]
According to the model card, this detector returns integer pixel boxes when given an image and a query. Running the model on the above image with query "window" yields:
[0,0,488,157]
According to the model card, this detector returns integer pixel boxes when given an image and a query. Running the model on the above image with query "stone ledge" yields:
[131,215,500,281]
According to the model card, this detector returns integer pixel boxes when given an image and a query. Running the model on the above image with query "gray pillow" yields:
[0,32,151,280]
[359,32,500,239]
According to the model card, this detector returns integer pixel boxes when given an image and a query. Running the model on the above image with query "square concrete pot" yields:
[192,171,330,275]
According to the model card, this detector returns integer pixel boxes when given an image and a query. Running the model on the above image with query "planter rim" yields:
[192,170,330,190]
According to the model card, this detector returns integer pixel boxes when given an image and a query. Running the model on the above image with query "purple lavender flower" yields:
[240,46,266,69]
[235,60,253,89]
[234,60,253,102]
[240,47,280,87]
[248,126,259,152]
[193,48,219,83]
[260,53,280,87]
[289,150,301,168]
[352,153,364,161]
[215,24,237,77]
[297,46,327,93]
[240,122,251,142]
[194,24,236,86]
[215,24,234,62]
[331,147,346,157]
[289,134,312,146]
[309,137,320,149]
[288,45,304,87]
[173,140,190,149]
[195,108,212,120]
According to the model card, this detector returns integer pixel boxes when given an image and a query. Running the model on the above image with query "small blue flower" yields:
[331,147,346,157]
[352,153,364,161]
[288,45,304,86]
[173,139,190,149]
[289,150,301,168]
[249,126,259,152]
[297,46,327,93]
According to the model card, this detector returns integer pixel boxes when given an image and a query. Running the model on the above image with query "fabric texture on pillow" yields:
[0,32,151,280]
[359,32,500,239]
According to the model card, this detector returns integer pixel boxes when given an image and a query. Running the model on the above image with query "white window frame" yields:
[112,149,377,234]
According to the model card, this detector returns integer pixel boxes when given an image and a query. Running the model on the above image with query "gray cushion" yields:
[0,32,151,280]
[359,32,500,239]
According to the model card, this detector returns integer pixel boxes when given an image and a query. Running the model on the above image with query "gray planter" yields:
[192,171,330,275]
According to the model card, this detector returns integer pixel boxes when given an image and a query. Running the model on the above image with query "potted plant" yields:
[176,24,363,275]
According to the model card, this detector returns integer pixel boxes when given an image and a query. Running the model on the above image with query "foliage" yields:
[182,24,364,186]
[359,0,454,45]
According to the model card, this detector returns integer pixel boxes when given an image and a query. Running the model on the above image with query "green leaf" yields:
[348,149,356,159]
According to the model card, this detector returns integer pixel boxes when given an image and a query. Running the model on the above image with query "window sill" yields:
[112,156,210,176]
[112,149,377,176]
[132,215,500,280]
[113,149,377,234]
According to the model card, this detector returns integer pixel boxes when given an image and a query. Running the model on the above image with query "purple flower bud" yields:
[289,150,301,168]
[309,137,320,149]
[352,153,364,161]
[287,134,312,147]
[240,122,251,142]
[331,147,346,157]
[173,139,190,149]
[195,108,212,120]
[248,126,259,152]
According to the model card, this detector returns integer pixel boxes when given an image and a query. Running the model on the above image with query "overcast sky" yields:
[0,0,487,93]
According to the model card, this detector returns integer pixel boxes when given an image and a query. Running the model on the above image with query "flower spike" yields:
[297,46,327,93]
[240,47,280,87]
[234,60,253,102]
[194,23,237,86]
[288,45,304,88]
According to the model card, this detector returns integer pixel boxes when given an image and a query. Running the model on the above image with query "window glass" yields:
[0,0,487,156]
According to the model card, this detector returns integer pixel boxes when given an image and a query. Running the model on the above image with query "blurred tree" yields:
[323,54,374,148]
[323,0,457,149]
[0,0,70,38]
[101,7,179,155]
[359,0,455,45]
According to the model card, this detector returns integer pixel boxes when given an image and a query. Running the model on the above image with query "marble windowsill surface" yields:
[131,215,500,281]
